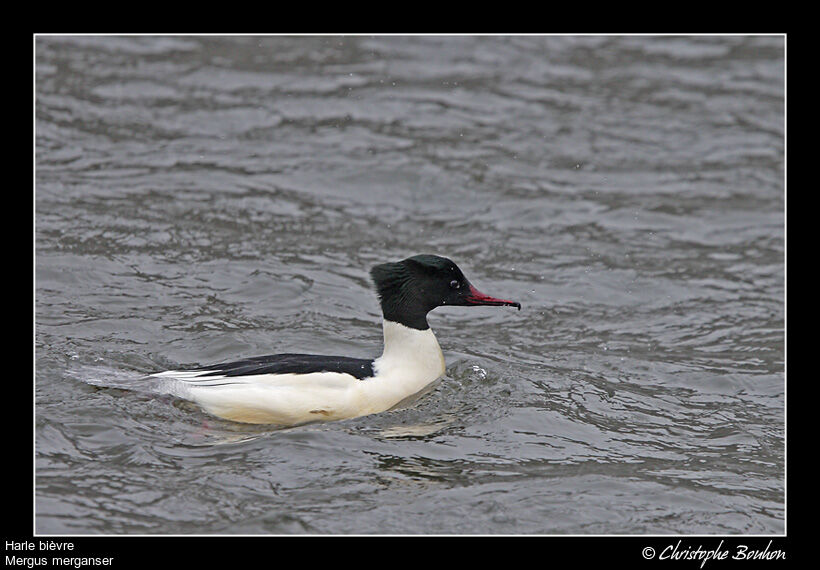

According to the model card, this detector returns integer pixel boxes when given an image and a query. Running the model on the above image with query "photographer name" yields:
[644,540,785,566]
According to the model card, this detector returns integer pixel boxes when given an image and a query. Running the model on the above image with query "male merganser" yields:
[150,254,520,426]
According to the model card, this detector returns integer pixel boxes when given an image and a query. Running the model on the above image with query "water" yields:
[35,35,785,535]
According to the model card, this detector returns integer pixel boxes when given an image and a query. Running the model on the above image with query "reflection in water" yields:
[375,416,456,440]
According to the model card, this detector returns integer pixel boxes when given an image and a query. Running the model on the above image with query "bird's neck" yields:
[376,319,445,379]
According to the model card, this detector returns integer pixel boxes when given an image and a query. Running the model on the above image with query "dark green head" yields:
[370,254,520,330]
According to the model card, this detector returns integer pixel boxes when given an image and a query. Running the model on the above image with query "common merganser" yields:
[150,254,520,425]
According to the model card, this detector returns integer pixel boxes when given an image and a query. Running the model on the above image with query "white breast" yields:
[353,320,446,416]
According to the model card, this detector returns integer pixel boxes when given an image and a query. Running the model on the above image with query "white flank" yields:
[150,320,446,425]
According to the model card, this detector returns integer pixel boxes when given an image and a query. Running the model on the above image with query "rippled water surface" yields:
[35,35,785,535]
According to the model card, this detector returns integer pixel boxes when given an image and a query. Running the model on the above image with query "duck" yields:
[149,254,520,425]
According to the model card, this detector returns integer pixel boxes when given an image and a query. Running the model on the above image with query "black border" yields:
[23,30,794,566]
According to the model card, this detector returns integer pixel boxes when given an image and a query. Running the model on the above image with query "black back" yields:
[192,354,375,380]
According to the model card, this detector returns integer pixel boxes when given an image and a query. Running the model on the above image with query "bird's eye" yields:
[449,280,460,289]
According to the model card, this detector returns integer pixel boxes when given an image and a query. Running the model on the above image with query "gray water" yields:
[35,35,785,535]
